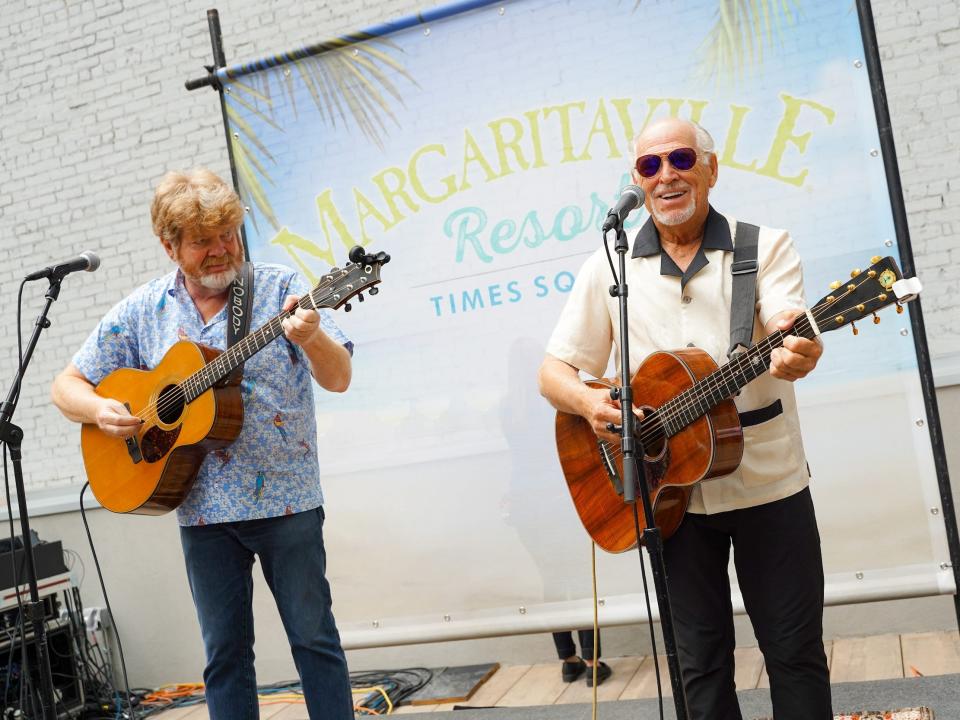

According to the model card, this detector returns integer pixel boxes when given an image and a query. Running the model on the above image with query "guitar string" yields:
[603,288,889,462]
[120,267,882,465]
[648,273,888,440]
[601,281,892,462]
[136,286,334,426]
[130,273,352,428]
[652,270,881,423]
[625,290,883,453]
[636,269,884,443]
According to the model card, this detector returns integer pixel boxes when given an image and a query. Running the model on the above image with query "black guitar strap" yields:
[227,261,254,350]
[728,221,760,358]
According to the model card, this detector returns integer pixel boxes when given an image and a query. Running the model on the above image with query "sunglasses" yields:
[635,147,699,178]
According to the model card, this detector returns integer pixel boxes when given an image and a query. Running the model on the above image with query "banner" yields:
[220,0,953,646]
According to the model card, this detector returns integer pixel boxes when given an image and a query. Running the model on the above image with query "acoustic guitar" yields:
[555,255,922,552]
[82,247,389,515]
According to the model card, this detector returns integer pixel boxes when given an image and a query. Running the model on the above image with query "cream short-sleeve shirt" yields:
[546,206,810,514]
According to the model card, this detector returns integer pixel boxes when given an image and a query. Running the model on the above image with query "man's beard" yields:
[651,201,697,226]
[650,180,708,226]
[197,266,239,290]
[176,249,243,291]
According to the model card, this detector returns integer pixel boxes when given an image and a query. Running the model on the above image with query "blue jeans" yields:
[179,507,352,720]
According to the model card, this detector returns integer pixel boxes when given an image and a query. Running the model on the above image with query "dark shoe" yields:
[561,658,586,682]
[585,661,612,687]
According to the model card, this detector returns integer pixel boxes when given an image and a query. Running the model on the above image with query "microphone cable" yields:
[79,483,138,719]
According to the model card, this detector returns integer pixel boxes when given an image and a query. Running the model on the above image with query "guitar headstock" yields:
[309,247,391,312]
[812,255,922,336]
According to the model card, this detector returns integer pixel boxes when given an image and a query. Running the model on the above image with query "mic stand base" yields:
[0,430,58,720]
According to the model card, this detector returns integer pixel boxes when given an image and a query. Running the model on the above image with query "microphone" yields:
[602,185,645,233]
[24,251,101,282]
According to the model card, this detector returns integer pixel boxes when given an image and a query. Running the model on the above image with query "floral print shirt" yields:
[73,263,351,526]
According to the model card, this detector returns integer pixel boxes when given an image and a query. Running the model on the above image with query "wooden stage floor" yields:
[149,630,960,718]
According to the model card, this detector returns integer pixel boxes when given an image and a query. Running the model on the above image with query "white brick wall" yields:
[0,0,449,494]
[0,0,956,498]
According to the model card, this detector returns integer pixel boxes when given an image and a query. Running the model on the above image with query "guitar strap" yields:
[727,221,760,358]
[727,222,783,427]
[225,261,254,383]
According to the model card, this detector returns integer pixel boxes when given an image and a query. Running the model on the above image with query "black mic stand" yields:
[0,278,63,720]
[606,216,689,720]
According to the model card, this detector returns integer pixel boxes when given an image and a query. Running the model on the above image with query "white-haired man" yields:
[538,117,831,719]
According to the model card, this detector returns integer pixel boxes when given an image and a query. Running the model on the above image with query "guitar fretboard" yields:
[178,271,353,403]
[640,314,817,439]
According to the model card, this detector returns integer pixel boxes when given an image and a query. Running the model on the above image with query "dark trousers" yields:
[661,487,831,720]
[552,629,601,660]
[180,507,352,720]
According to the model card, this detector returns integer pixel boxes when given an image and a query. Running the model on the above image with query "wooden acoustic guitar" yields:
[82,247,389,515]
[555,255,922,552]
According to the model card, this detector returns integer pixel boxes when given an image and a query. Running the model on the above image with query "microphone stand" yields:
[0,278,62,720]
[606,216,689,720]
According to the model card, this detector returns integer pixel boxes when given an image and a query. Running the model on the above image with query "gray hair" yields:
[691,121,715,163]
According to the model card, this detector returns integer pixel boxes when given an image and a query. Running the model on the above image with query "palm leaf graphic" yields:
[223,36,417,233]
[696,0,802,86]
[632,0,801,86]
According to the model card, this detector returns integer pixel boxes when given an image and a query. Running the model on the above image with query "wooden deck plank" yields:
[900,630,960,677]
[496,662,569,707]
[619,655,671,700]
[555,656,644,705]
[264,702,309,718]
[734,646,764,690]
[151,633,918,715]
[830,634,903,683]
[394,703,439,713]
[149,706,208,719]
[433,664,532,711]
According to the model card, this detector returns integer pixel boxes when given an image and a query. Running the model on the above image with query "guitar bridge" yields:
[598,439,623,496]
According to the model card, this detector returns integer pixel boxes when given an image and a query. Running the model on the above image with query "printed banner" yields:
[222,0,952,643]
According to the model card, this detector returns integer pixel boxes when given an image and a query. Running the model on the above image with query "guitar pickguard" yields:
[642,446,670,490]
[140,425,182,463]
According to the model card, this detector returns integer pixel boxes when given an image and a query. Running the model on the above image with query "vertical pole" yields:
[856,0,960,629]
[205,9,250,257]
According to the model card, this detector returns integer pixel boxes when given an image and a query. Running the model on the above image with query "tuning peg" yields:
[369,287,379,296]
[344,303,352,312]
[871,255,882,264]
[829,281,841,290]
[357,293,364,302]
[873,312,881,324]
[851,268,861,278]
[896,303,903,314]
[851,321,859,336]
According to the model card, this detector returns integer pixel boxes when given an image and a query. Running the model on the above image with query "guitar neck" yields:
[181,315,287,402]
[654,313,817,438]
[180,286,334,403]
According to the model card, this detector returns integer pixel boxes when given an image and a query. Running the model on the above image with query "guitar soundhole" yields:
[156,384,186,424]
[639,407,666,459]
[140,425,181,463]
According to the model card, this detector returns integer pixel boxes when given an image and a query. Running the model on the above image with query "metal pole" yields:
[187,8,251,258]
[855,0,960,629]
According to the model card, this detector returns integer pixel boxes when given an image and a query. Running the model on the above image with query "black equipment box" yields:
[0,540,68,590]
